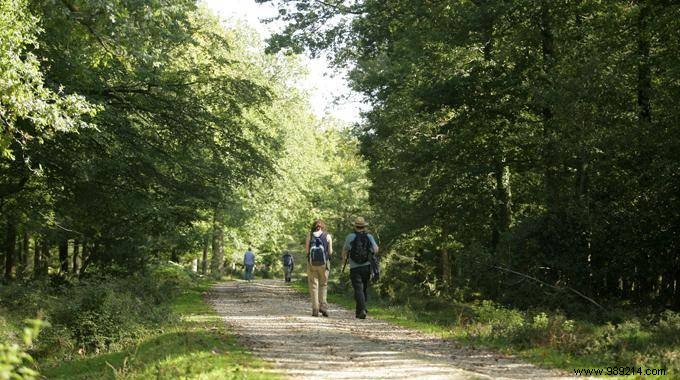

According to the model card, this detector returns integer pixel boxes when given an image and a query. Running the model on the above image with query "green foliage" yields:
[0,319,46,380]
[263,0,680,313]
[0,263,197,362]
[0,0,96,159]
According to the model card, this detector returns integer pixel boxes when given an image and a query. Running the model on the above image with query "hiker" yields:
[305,219,333,317]
[342,217,379,319]
[282,251,294,283]
[244,247,255,281]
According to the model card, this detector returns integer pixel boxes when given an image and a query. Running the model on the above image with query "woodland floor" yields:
[207,280,581,380]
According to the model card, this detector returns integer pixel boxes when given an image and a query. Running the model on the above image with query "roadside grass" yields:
[39,280,279,380]
[291,275,679,379]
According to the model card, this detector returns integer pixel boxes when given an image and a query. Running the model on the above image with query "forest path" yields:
[208,280,577,380]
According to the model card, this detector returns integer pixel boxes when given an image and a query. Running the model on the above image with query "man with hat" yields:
[342,216,379,319]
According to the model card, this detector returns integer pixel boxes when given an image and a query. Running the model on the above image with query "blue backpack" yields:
[283,253,293,267]
[309,233,327,266]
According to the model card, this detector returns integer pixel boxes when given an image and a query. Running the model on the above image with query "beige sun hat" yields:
[351,216,368,227]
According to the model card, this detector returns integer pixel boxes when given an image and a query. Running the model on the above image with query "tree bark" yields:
[72,239,80,274]
[33,238,42,278]
[4,218,17,281]
[20,230,29,277]
[59,239,69,273]
[41,238,50,276]
[211,208,224,276]
[492,161,512,255]
[441,226,452,286]
[79,241,98,276]
[202,234,209,274]
[441,246,451,286]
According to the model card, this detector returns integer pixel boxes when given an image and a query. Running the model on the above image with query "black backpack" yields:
[283,254,293,267]
[308,233,327,266]
[349,232,371,264]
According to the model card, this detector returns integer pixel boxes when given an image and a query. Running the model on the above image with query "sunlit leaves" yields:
[0,0,96,159]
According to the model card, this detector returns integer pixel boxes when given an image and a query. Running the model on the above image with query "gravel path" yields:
[207,279,577,380]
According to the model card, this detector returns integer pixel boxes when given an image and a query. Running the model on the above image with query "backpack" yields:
[283,254,293,267]
[349,232,371,264]
[308,232,327,266]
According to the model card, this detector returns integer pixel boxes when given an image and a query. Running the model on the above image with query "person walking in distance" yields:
[282,251,294,283]
[342,217,379,319]
[244,247,255,281]
[306,219,333,317]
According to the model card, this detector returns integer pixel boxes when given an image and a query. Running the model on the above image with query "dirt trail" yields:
[208,280,577,380]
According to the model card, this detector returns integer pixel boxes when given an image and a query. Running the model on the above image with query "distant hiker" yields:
[282,251,294,283]
[306,219,333,317]
[244,247,255,281]
[342,217,379,319]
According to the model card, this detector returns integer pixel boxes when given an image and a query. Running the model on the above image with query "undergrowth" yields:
[0,264,278,379]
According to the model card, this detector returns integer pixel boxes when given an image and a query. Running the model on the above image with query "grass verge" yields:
[39,280,280,380]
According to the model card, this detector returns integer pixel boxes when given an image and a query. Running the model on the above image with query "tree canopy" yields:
[260,0,680,309]
[1,0,369,281]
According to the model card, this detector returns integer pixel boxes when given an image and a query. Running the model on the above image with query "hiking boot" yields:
[356,310,367,319]
[320,309,329,317]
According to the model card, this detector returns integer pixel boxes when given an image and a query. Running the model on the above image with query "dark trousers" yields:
[350,265,371,315]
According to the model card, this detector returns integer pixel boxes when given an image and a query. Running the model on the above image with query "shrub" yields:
[472,300,525,340]
[511,311,579,349]
[656,310,680,346]
[1,263,193,359]
[0,319,46,380]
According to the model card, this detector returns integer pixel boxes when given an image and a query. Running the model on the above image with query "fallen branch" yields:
[491,265,607,312]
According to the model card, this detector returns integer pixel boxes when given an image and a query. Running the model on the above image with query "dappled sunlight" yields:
[209,280,575,379]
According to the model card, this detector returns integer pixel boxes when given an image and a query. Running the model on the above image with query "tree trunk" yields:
[33,238,42,278]
[211,208,224,276]
[72,239,80,274]
[79,241,99,276]
[540,0,560,215]
[4,218,17,281]
[59,239,69,274]
[492,161,512,255]
[441,226,452,286]
[202,234,209,274]
[41,238,50,276]
[635,2,653,303]
[79,241,91,276]
[441,246,451,286]
[20,230,29,277]
[476,3,513,257]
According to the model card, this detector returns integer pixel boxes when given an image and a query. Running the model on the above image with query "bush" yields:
[511,311,579,349]
[0,262,194,359]
[0,281,53,318]
[656,310,680,346]
[471,300,525,340]
[0,319,46,380]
